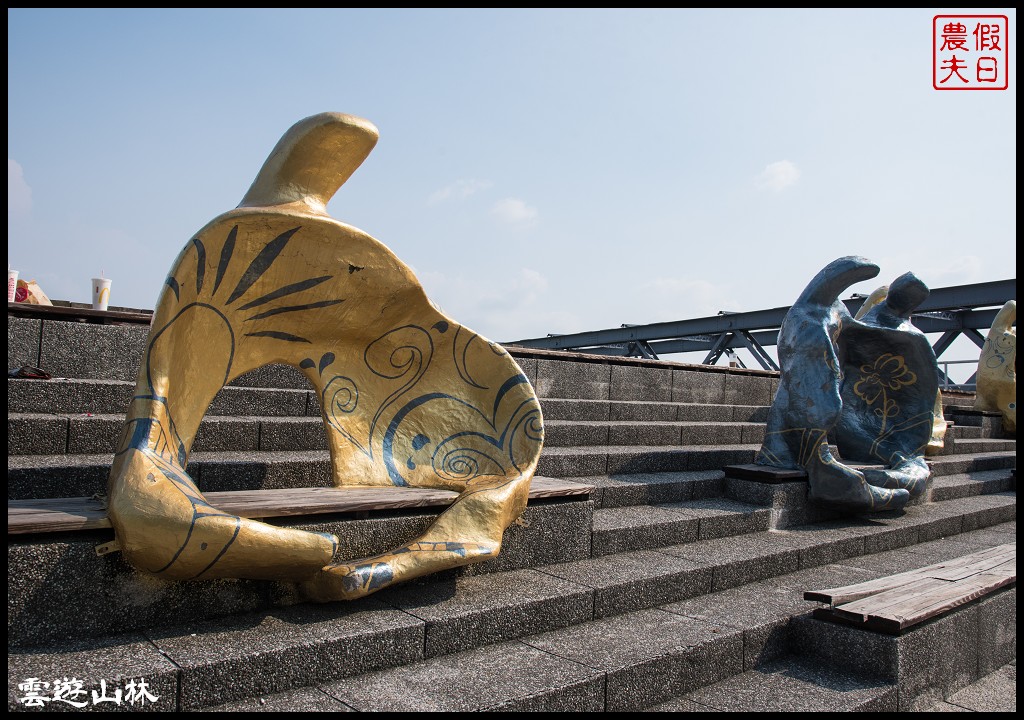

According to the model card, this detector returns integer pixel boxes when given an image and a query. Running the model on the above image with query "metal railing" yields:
[506,279,1014,388]
[938,359,981,392]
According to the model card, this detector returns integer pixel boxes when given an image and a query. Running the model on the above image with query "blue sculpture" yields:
[756,256,940,512]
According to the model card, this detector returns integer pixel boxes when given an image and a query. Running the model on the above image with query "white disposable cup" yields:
[92,277,112,311]
[7,270,18,302]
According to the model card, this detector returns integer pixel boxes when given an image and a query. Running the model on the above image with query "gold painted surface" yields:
[975,300,1016,433]
[106,113,544,599]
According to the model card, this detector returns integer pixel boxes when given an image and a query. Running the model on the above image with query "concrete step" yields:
[7,490,596,650]
[7,412,329,456]
[10,444,1014,503]
[7,485,1015,653]
[789,582,1015,711]
[7,377,318,418]
[574,470,726,509]
[7,449,336,499]
[943,423,984,440]
[537,444,761,479]
[925,451,1018,478]
[10,447,747,501]
[650,655,897,711]
[8,315,781,407]
[12,520,1010,712]
[936,437,1017,456]
[930,469,1017,501]
[542,419,764,448]
[539,398,770,423]
[591,498,771,557]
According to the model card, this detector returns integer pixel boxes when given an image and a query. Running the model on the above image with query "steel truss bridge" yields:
[505,279,1016,391]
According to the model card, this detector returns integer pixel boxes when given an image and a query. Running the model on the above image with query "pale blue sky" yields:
[8,9,1016,372]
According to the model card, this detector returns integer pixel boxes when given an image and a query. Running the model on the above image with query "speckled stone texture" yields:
[662,563,877,670]
[148,600,425,710]
[7,316,41,370]
[671,368,727,403]
[943,662,1016,713]
[658,532,802,592]
[7,377,134,415]
[7,413,68,454]
[609,364,673,402]
[7,453,112,499]
[8,634,180,712]
[283,498,594,575]
[672,656,897,712]
[38,320,149,381]
[521,607,743,711]
[228,363,313,390]
[376,568,593,657]
[721,372,775,407]
[533,358,611,400]
[192,450,333,492]
[789,590,1011,712]
[586,470,725,509]
[322,640,606,711]
[200,686,356,712]
[7,533,297,649]
[539,398,610,421]
[543,419,610,448]
[537,548,713,618]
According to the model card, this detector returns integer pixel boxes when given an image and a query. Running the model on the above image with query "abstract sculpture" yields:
[106,113,544,601]
[854,285,947,456]
[756,256,941,512]
[834,272,939,498]
[974,300,1016,434]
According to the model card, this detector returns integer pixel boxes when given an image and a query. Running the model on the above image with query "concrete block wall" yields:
[9,316,779,406]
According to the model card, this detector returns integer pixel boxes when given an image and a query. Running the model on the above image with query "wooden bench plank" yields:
[7,476,594,535]
[826,568,1015,634]
[804,543,1016,605]
[807,544,1016,635]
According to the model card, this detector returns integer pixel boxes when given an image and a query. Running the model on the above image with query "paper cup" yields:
[92,277,112,311]
[7,270,18,302]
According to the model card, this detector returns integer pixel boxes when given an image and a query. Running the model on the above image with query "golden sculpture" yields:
[975,300,1016,434]
[106,113,544,600]
[855,285,947,455]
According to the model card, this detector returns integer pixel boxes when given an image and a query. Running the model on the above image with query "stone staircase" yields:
[7,313,1016,712]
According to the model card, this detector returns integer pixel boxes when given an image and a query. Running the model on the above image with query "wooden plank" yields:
[826,568,1016,634]
[7,476,595,535]
[8,301,154,325]
[7,497,112,533]
[809,544,1016,635]
[804,544,1016,605]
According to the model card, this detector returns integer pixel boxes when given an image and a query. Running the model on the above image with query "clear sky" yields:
[7,9,1016,375]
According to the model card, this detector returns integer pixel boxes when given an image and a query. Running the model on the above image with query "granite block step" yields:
[538,398,770,423]
[542,419,764,448]
[163,528,1024,710]
[590,498,771,556]
[574,470,727,509]
[650,655,897,711]
[8,412,329,456]
[7,377,318,418]
[8,518,1015,711]
[926,451,1017,477]
[6,493,595,649]
[938,437,1017,455]
[292,606,747,712]
[7,450,336,500]
[930,469,1017,501]
[537,444,761,479]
